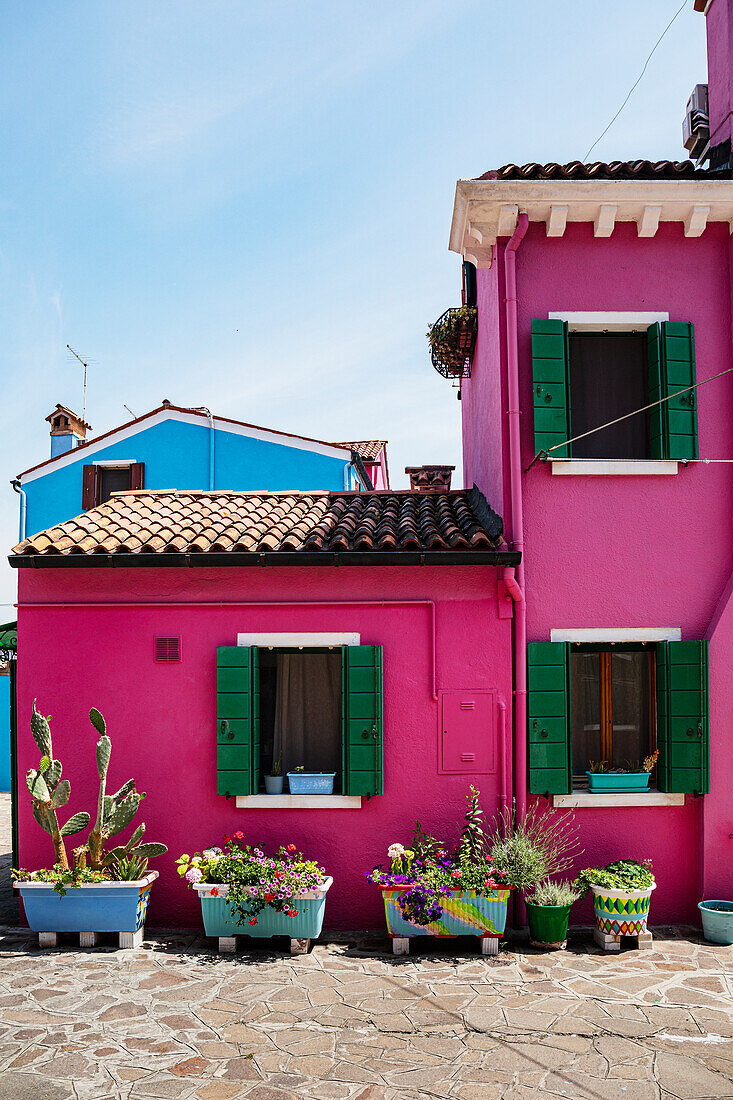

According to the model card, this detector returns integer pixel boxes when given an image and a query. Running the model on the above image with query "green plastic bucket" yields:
[698,900,733,945]
[526,901,572,947]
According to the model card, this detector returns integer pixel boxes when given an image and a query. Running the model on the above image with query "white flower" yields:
[202,849,217,860]
[388,843,405,859]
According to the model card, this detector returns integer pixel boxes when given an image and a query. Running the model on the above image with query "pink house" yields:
[450,0,733,922]
[11,488,518,928]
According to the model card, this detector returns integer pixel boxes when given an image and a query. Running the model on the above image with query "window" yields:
[531,320,698,461]
[570,647,653,776]
[82,463,144,509]
[528,640,709,797]
[216,644,383,798]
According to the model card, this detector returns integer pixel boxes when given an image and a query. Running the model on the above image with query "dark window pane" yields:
[611,651,651,769]
[569,334,649,459]
[98,466,132,504]
[571,651,601,775]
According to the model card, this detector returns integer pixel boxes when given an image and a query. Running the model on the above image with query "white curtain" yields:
[273,653,341,775]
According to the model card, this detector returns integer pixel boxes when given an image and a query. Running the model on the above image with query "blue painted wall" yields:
[21,416,356,536]
[0,675,10,791]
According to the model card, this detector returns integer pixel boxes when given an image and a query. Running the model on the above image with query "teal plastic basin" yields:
[586,771,651,793]
[698,900,733,945]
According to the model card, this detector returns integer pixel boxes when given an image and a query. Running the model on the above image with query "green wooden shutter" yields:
[647,322,698,460]
[531,319,570,458]
[343,645,383,797]
[656,640,709,795]
[216,646,259,796]
[528,642,571,795]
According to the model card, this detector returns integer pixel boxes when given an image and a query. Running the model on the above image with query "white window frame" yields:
[545,311,678,476]
[549,625,684,808]
[235,631,362,808]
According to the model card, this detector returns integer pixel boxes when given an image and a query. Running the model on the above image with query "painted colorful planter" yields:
[17,871,157,941]
[698,900,733,945]
[194,877,332,945]
[586,771,651,793]
[287,772,336,794]
[381,885,512,952]
[591,884,655,937]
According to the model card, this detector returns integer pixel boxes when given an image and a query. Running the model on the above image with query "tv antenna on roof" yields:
[66,344,90,423]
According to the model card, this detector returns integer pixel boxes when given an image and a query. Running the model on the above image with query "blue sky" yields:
[0,1,707,608]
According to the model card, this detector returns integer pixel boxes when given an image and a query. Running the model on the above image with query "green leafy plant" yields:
[526,879,581,907]
[269,752,282,778]
[588,760,610,774]
[293,765,305,773]
[24,701,90,870]
[427,306,477,374]
[574,859,655,898]
[489,805,580,892]
[107,852,150,881]
[12,865,108,897]
[458,786,486,864]
[410,820,443,862]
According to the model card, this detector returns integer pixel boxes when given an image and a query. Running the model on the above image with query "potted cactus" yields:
[14,702,167,948]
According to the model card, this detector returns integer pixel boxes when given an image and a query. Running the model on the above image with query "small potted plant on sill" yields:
[14,702,167,948]
[525,880,580,949]
[178,835,332,954]
[286,764,336,795]
[586,750,658,794]
[265,752,283,795]
[574,858,656,952]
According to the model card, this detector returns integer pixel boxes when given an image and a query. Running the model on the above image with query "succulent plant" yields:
[25,701,90,870]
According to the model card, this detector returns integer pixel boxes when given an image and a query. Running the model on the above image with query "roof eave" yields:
[9,549,519,570]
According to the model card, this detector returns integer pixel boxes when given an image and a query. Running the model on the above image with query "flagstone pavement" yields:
[0,798,731,1099]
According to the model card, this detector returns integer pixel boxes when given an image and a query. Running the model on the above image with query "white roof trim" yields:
[237,632,360,647]
[20,409,350,485]
[550,627,682,643]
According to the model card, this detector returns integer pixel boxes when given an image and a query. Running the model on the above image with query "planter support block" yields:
[218,936,237,954]
[480,936,499,956]
[290,938,310,955]
[119,929,144,950]
[38,932,57,949]
[79,932,98,947]
[392,937,410,955]
[595,928,653,953]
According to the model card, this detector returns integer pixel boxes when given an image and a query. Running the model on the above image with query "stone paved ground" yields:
[0,795,731,1099]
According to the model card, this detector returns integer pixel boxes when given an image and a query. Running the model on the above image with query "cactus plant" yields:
[82,707,167,873]
[25,701,90,870]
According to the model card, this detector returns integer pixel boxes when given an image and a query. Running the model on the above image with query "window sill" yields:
[550,460,679,476]
[234,795,362,809]
[552,791,685,808]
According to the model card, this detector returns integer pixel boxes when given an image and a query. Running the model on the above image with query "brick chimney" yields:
[405,465,455,492]
[45,404,90,457]
[695,0,733,169]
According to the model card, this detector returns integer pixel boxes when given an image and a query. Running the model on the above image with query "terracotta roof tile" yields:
[478,160,720,181]
[10,488,507,562]
[332,440,387,461]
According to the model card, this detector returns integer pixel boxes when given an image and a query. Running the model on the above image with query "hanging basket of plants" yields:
[427,306,477,379]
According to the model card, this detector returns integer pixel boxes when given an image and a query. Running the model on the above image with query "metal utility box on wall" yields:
[438,690,496,774]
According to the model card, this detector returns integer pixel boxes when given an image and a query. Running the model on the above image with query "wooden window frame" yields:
[574,644,656,777]
[82,462,144,509]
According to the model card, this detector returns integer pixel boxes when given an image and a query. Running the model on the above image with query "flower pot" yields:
[698,900,733,945]
[193,878,332,940]
[586,771,651,793]
[17,872,158,935]
[264,775,284,794]
[287,772,335,795]
[525,900,572,949]
[591,884,655,937]
[380,886,512,940]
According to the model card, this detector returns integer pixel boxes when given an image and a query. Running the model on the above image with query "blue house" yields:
[13,402,390,539]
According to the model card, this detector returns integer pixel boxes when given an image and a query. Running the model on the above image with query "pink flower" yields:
[185,868,203,884]
[210,887,220,897]
[233,830,244,841]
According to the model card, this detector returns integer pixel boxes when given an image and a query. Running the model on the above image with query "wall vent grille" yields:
[155,636,181,662]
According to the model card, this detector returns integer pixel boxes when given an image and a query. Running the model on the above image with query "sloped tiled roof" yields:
[479,160,717,181]
[10,489,516,567]
[332,440,387,461]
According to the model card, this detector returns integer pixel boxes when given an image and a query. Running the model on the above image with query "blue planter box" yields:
[586,771,651,793]
[287,772,336,795]
[194,877,332,939]
[17,872,157,933]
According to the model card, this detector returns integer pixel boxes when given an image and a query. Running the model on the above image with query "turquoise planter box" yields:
[698,900,733,945]
[17,872,157,933]
[381,887,512,939]
[194,878,332,939]
[586,771,651,793]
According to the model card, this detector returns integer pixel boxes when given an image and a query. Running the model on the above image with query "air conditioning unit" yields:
[683,84,709,160]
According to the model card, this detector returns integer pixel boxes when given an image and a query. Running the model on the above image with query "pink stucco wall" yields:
[16,564,512,929]
[462,220,733,919]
